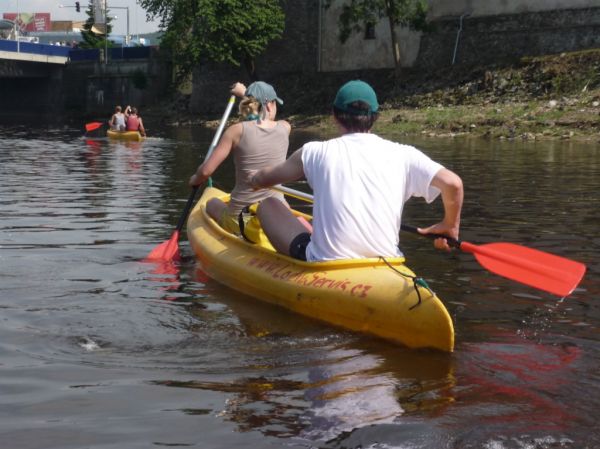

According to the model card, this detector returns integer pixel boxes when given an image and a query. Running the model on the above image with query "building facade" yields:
[320,0,600,71]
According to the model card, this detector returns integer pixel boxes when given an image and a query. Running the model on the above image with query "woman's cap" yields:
[333,80,379,115]
[246,81,283,105]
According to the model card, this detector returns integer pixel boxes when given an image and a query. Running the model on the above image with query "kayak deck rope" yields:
[379,257,435,310]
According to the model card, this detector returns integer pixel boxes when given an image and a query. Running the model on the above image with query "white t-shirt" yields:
[301,133,443,261]
[112,112,126,130]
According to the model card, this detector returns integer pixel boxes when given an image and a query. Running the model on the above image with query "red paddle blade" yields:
[460,241,586,297]
[145,231,181,262]
[85,122,103,132]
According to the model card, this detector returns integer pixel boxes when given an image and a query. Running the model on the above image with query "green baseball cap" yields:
[245,81,283,105]
[333,80,379,115]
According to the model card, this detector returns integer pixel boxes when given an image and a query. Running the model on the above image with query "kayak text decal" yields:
[247,257,372,297]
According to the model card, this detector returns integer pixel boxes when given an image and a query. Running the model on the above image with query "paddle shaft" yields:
[275,187,480,249]
[400,224,461,248]
[175,95,236,232]
[175,187,199,233]
[274,186,458,242]
[206,95,237,188]
[273,184,314,203]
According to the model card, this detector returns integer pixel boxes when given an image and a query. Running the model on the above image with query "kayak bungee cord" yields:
[379,256,435,310]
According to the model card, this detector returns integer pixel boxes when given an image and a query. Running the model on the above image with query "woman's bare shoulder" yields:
[278,120,291,133]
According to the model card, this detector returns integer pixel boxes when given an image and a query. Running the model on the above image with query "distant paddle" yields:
[85,122,103,132]
[145,95,237,261]
[272,185,586,297]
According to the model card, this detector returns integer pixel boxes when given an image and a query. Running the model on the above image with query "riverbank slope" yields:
[159,49,600,142]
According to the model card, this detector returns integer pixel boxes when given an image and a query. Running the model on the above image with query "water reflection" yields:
[461,340,580,428]
[150,267,456,442]
[144,259,184,302]
[154,261,587,445]
[155,348,455,442]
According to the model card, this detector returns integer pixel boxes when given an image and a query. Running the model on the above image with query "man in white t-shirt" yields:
[249,80,463,261]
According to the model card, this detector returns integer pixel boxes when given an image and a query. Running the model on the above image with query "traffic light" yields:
[75,2,80,12]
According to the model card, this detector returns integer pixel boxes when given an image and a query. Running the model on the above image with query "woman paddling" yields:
[189,81,291,234]
[126,107,146,137]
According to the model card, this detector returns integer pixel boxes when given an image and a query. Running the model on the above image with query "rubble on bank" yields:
[372,49,600,141]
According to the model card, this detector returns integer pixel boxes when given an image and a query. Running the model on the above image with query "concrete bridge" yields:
[0,40,170,122]
[0,40,70,67]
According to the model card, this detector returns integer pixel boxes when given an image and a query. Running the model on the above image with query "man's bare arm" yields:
[250,149,305,188]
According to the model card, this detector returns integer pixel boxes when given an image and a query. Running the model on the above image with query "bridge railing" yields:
[69,48,100,61]
[1,40,154,62]
[0,39,71,57]
[69,46,153,61]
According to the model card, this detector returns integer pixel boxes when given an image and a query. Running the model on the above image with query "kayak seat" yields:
[238,203,277,251]
[238,203,313,252]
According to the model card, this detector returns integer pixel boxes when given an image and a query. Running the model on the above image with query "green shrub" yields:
[131,69,148,90]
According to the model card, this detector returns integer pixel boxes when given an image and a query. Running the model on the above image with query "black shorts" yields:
[289,232,311,261]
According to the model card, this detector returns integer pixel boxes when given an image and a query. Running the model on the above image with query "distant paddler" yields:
[108,105,127,131]
[126,107,146,137]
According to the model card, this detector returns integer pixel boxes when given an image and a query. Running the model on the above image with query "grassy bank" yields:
[372,99,596,140]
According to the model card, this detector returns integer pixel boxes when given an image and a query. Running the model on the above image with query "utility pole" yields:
[111,6,130,45]
[105,0,108,66]
[16,0,20,52]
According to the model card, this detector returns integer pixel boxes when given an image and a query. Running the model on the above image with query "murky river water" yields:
[0,122,598,449]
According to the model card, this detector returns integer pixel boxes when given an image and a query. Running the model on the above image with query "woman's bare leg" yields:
[257,197,308,256]
[206,198,227,222]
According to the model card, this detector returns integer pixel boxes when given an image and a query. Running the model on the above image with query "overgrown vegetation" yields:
[138,0,285,81]
[131,69,148,90]
[78,0,113,50]
[326,0,429,70]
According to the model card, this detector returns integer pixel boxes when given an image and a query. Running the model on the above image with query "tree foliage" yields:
[79,1,113,49]
[329,0,429,69]
[138,0,285,80]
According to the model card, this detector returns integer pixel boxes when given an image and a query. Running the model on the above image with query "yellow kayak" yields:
[187,187,454,352]
[107,129,145,141]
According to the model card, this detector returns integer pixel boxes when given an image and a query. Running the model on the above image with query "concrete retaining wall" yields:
[417,7,600,69]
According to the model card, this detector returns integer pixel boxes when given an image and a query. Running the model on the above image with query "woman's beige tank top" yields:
[227,121,289,215]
